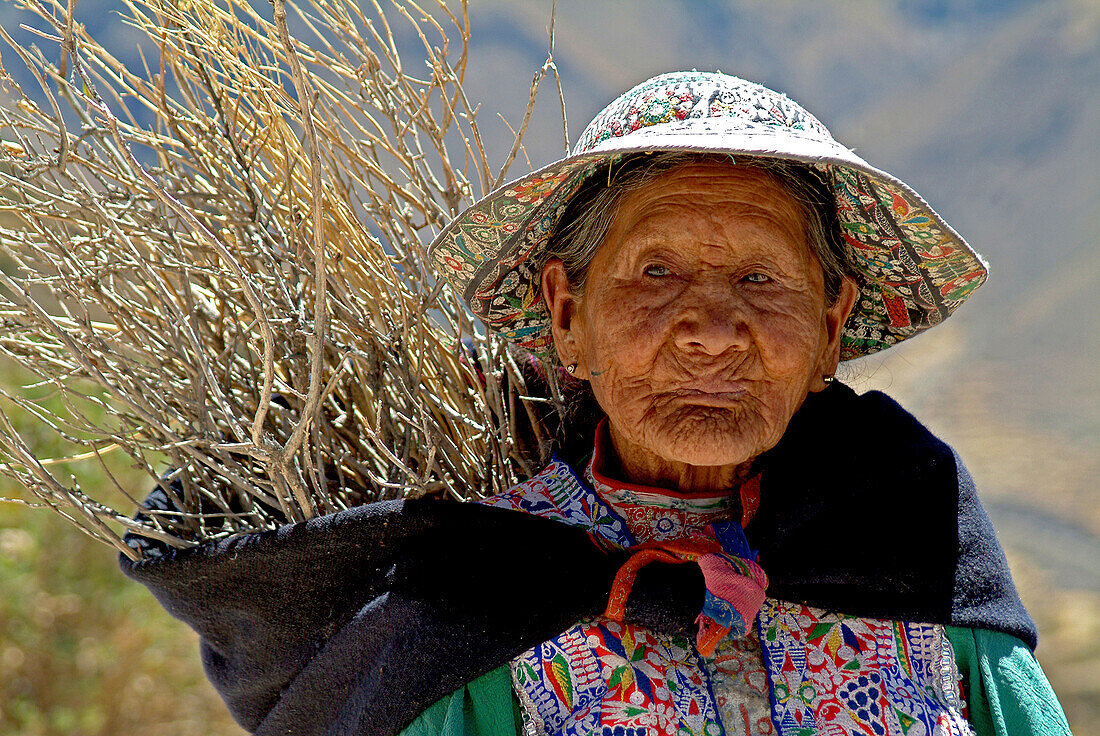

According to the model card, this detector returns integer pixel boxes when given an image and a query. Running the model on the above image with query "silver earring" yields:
[822,374,835,384]
[566,363,577,374]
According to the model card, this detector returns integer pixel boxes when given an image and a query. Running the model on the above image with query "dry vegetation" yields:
[0,0,565,558]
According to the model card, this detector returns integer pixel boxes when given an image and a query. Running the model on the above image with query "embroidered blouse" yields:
[487,424,974,735]
[582,424,773,734]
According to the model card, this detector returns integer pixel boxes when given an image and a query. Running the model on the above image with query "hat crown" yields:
[574,71,834,154]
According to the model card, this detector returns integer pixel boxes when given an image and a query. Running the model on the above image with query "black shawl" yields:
[120,383,1034,736]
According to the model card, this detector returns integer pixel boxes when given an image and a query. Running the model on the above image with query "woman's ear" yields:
[813,275,859,391]
[541,259,582,367]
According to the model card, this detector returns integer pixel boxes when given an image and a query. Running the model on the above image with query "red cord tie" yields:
[603,530,767,657]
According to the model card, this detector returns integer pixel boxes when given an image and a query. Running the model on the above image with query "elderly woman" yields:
[124,73,1070,736]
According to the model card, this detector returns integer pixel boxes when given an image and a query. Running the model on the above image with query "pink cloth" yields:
[698,553,768,625]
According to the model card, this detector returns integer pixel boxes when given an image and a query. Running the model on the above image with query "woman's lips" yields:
[668,383,750,407]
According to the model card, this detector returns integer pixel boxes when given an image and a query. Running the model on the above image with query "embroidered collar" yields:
[584,419,761,542]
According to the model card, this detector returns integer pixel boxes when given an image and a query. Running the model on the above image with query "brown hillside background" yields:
[1,0,1096,734]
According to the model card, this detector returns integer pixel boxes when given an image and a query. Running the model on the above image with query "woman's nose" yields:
[671,282,750,355]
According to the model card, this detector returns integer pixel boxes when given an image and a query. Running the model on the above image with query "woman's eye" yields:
[744,272,770,284]
[643,264,672,277]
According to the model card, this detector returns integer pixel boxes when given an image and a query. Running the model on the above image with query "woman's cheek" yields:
[754,304,824,378]
[595,319,653,376]
[597,289,669,355]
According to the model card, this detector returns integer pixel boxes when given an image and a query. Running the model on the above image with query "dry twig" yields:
[0,0,561,556]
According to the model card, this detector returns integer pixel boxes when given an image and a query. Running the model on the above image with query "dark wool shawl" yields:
[120,383,1035,736]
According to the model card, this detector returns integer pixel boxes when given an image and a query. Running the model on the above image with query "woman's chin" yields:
[640,416,771,471]
[658,444,756,470]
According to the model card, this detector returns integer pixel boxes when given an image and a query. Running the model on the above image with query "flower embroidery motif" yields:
[508,172,570,203]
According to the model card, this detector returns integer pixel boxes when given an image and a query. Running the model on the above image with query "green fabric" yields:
[946,626,1071,736]
[398,665,521,736]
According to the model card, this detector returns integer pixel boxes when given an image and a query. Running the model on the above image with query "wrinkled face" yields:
[543,162,856,489]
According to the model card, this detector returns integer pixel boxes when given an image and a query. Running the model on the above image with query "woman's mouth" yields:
[668,382,750,407]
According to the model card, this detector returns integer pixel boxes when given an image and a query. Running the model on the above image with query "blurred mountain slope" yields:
[851,0,1099,429]
[458,0,1099,522]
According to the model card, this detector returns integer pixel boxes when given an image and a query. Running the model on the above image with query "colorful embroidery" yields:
[487,461,970,736]
[586,476,735,544]
[708,632,775,736]
[487,457,632,544]
[585,427,774,734]
[488,461,724,736]
[759,600,970,736]
[828,167,985,359]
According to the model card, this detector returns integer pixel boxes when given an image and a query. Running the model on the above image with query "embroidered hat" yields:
[428,71,987,360]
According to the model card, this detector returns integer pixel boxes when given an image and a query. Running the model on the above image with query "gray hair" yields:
[544,152,855,305]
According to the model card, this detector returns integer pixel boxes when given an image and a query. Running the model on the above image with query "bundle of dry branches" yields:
[0,0,566,559]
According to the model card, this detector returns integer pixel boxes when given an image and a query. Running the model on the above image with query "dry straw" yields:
[0,0,568,559]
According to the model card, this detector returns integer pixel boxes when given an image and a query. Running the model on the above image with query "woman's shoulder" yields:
[787,383,957,462]
[485,458,632,543]
[755,382,1039,648]
[483,457,585,512]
